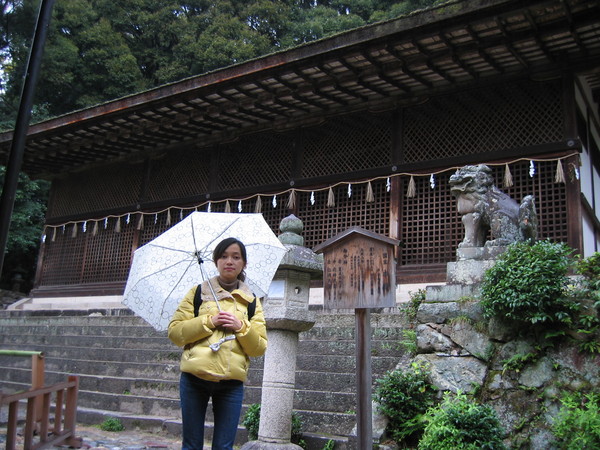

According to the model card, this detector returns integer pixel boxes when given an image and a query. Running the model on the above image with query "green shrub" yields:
[373,361,437,445]
[322,439,335,450]
[98,416,124,432]
[242,404,304,445]
[501,351,539,375]
[242,403,261,441]
[481,240,577,328]
[575,252,600,291]
[400,329,418,356]
[419,391,506,450]
[407,289,426,322]
[551,391,600,449]
[565,252,600,353]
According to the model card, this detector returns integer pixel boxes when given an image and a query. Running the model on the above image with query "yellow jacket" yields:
[168,277,267,382]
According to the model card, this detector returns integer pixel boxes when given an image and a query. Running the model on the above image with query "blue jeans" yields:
[179,372,244,450]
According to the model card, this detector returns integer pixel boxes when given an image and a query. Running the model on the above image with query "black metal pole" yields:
[0,0,55,278]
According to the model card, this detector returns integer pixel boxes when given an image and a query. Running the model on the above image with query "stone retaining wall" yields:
[393,283,600,449]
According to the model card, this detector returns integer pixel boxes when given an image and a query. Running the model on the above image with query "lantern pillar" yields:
[242,214,322,449]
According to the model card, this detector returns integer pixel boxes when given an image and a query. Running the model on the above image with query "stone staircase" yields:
[0,306,410,448]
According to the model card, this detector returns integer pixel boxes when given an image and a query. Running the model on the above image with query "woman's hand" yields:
[211,311,243,331]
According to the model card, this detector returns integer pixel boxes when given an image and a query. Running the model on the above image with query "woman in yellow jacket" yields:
[168,237,267,450]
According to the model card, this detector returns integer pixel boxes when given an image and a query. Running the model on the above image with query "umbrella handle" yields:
[209,335,236,352]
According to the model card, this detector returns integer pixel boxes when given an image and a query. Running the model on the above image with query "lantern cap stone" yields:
[277,215,323,276]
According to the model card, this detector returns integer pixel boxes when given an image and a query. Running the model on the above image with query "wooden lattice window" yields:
[403,79,563,163]
[196,197,289,239]
[218,132,294,191]
[47,163,145,219]
[37,159,569,290]
[39,219,135,286]
[299,179,391,249]
[498,161,568,242]
[302,113,392,179]
[138,209,195,247]
[79,221,136,284]
[398,160,569,268]
[255,196,290,239]
[145,148,212,203]
[138,200,287,250]
[399,170,461,266]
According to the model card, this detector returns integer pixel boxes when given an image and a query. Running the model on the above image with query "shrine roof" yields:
[1,0,599,178]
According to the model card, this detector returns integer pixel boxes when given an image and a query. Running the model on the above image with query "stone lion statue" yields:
[449,164,538,248]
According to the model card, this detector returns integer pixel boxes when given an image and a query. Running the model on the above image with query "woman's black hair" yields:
[213,237,247,281]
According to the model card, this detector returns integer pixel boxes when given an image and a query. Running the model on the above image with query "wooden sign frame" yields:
[314,226,399,310]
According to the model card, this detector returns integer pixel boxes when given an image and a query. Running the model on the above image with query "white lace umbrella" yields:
[123,212,287,331]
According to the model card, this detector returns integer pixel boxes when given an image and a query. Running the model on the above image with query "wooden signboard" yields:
[314,226,398,310]
[314,227,399,449]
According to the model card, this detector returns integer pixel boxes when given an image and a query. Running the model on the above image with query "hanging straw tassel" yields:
[166,209,171,226]
[327,187,335,208]
[137,214,144,230]
[254,196,262,213]
[287,189,297,210]
[114,217,121,233]
[92,221,98,236]
[366,181,375,203]
[555,159,565,184]
[71,223,78,238]
[503,164,513,188]
[225,201,231,213]
[406,176,416,198]
[52,227,57,242]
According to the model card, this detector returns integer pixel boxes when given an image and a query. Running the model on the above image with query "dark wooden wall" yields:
[34,78,575,295]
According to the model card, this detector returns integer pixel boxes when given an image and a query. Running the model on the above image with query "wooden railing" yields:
[0,350,81,450]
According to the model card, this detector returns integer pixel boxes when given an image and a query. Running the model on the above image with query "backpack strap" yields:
[193,285,203,317]
[193,284,257,320]
[247,297,256,320]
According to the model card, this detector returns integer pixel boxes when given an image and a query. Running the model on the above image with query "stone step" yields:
[0,317,402,338]
[0,334,176,360]
[0,310,144,326]
[0,308,409,443]
[0,364,356,410]
[0,341,398,380]
[0,322,165,339]
[1,375,357,437]
[2,354,355,391]
[0,330,406,357]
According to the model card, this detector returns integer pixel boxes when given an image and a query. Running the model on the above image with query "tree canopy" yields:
[0,166,49,291]
[0,0,443,127]
[0,0,442,291]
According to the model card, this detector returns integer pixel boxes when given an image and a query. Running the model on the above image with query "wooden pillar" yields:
[355,308,372,449]
[31,353,45,431]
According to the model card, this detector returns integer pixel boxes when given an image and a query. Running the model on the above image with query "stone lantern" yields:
[242,214,322,449]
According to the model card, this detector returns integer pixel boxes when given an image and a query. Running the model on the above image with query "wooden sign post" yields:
[315,227,398,449]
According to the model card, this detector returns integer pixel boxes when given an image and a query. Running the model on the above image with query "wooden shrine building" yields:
[1,0,599,300]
